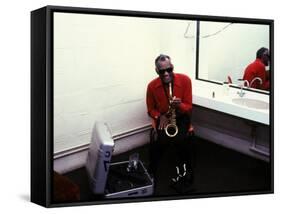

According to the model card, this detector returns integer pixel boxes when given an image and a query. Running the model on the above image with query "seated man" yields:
[146,54,193,193]
[243,47,270,90]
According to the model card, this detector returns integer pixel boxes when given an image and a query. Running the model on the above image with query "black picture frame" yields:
[31,5,274,208]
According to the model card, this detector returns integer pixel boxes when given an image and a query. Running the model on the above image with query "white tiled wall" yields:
[53,12,197,153]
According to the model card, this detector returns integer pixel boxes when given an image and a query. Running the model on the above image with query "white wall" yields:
[54,13,197,153]
[199,22,270,84]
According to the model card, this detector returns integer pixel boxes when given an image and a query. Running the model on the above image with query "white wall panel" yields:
[53,12,196,153]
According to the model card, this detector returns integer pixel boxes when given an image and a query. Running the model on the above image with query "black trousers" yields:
[149,115,193,176]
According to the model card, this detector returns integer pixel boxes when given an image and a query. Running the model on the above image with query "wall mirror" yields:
[196,20,271,93]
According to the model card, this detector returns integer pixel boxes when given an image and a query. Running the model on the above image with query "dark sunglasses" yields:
[158,67,173,75]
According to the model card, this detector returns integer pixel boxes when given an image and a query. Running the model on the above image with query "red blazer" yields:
[146,73,192,129]
[243,59,269,90]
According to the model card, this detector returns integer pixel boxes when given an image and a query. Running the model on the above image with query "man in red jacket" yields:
[243,47,270,90]
[146,54,193,193]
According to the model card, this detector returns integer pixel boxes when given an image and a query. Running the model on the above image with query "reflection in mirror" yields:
[196,21,270,93]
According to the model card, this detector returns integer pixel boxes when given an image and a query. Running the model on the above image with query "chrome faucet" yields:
[250,77,263,87]
[237,79,249,97]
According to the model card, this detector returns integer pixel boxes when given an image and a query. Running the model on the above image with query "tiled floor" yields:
[62,136,271,203]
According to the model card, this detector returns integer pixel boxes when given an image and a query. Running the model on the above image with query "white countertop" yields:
[192,81,270,125]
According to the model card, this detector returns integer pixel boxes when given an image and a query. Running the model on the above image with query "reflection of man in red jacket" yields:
[146,54,193,192]
[243,47,270,90]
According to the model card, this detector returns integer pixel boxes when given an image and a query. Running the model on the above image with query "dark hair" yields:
[256,47,269,59]
[155,54,171,68]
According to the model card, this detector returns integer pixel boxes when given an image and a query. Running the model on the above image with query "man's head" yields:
[155,54,174,84]
[256,47,270,66]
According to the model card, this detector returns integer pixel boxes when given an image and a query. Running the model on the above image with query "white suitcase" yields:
[86,122,154,198]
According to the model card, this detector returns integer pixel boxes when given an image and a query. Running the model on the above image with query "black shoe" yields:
[170,164,194,194]
[181,162,194,184]
[170,175,194,194]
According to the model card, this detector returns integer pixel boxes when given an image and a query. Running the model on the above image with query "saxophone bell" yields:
[165,123,178,137]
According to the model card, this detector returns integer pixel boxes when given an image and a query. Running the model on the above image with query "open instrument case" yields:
[86,122,154,198]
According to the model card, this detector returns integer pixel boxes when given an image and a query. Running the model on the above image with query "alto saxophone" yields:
[164,82,179,137]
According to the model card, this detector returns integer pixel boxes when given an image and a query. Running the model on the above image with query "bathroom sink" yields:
[232,98,269,110]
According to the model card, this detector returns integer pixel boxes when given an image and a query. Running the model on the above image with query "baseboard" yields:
[193,123,269,162]
[54,124,152,174]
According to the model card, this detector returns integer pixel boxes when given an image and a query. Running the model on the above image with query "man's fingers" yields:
[158,121,163,130]
[171,98,181,103]
[158,119,168,130]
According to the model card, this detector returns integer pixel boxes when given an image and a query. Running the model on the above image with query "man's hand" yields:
[158,114,169,130]
[171,96,182,108]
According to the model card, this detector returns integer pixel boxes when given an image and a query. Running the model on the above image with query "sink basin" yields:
[232,98,269,110]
